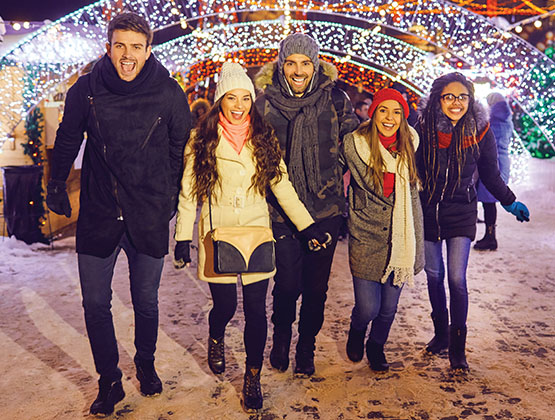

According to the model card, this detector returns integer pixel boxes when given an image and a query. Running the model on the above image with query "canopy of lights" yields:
[1,0,554,169]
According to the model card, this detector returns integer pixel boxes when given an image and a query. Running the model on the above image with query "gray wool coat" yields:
[340,129,425,283]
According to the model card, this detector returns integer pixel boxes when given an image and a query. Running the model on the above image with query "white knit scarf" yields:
[354,128,419,286]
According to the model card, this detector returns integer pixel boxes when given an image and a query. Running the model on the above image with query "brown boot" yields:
[242,366,263,412]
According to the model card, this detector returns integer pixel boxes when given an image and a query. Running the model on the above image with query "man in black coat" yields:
[254,33,358,377]
[46,12,191,416]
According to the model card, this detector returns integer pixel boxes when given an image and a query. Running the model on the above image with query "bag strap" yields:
[208,191,214,231]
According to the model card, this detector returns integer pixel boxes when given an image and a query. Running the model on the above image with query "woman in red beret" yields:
[340,88,424,371]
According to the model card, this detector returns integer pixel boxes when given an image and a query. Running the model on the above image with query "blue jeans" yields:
[350,274,403,345]
[424,237,471,329]
[78,233,164,381]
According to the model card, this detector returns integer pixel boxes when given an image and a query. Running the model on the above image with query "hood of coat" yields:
[254,59,338,92]
[489,100,512,122]
[417,95,489,135]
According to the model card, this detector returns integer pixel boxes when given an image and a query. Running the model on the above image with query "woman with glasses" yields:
[416,72,529,370]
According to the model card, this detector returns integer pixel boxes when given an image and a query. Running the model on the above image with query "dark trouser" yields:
[78,233,164,382]
[482,202,497,225]
[271,216,342,346]
[424,237,471,329]
[350,273,403,345]
[208,279,269,368]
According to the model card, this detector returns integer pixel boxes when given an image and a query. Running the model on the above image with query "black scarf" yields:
[264,68,333,201]
[97,53,166,96]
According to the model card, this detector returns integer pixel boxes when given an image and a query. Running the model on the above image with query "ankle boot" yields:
[242,365,263,412]
[426,311,449,354]
[294,336,315,376]
[346,324,366,362]
[474,225,497,251]
[208,336,225,374]
[366,340,389,372]
[134,357,163,396]
[89,378,125,416]
[449,326,469,370]
[269,329,291,372]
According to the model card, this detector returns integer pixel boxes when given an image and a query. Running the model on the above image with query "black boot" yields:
[474,225,497,251]
[449,326,469,370]
[346,324,366,362]
[89,378,125,416]
[208,336,225,374]
[269,329,291,372]
[294,336,315,376]
[134,357,162,396]
[366,340,389,372]
[426,311,449,354]
[241,365,263,412]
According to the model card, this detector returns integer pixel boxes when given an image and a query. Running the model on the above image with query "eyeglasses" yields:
[440,93,470,104]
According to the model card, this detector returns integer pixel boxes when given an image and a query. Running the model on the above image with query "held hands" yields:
[300,223,333,252]
[502,201,530,222]
[46,180,72,218]
[174,240,191,269]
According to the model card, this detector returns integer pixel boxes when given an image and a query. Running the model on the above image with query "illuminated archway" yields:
[1,0,553,160]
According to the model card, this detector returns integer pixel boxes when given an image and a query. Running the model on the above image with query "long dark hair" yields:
[419,72,477,201]
[356,110,419,190]
[189,96,283,202]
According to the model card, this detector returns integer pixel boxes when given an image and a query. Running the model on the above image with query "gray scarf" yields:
[264,69,333,201]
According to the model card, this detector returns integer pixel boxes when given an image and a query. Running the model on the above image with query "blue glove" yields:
[502,201,530,222]
[174,240,191,269]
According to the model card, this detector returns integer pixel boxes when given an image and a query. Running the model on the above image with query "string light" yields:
[0,0,553,165]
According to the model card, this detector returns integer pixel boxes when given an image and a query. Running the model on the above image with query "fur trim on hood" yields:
[254,59,338,91]
[417,95,489,134]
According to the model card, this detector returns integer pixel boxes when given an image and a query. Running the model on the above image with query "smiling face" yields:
[440,82,470,125]
[282,54,315,96]
[106,29,151,82]
[220,89,252,125]
[374,99,402,137]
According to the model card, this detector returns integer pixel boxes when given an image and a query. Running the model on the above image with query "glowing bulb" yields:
[534,20,542,29]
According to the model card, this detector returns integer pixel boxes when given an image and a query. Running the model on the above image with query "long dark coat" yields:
[51,54,191,258]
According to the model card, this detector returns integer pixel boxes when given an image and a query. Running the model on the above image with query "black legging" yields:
[208,279,269,368]
[482,202,497,226]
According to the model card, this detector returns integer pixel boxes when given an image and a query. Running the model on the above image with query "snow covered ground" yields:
[1,158,554,420]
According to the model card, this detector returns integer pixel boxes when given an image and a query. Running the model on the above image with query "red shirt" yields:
[379,133,397,198]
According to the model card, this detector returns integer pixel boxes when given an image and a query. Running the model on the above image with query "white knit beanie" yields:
[213,62,256,103]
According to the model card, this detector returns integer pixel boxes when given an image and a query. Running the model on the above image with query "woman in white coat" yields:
[174,62,328,413]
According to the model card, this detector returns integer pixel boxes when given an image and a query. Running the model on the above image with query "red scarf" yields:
[379,133,397,198]
[218,112,250,154]
[437,123,490,149]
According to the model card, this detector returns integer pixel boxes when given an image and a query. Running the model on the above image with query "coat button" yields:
[383,206,387,211]
[239,170,246,176]
[383,227,388,231]
[236,187,243,194]
[234,208,240,214]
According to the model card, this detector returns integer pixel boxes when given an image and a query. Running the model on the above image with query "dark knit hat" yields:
[278,33,320,73]
[368,88,410,119]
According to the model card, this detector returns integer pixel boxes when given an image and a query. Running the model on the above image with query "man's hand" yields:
[46,180,72,218]
[300,223,332,252]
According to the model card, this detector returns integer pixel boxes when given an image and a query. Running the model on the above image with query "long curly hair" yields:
[188,96,283,202]
[356,110,419,191]
[418,72,477,201]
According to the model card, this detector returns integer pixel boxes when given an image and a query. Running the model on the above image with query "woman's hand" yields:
[174,240,192,268]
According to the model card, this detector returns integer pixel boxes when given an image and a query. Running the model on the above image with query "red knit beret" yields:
[368,88,410,119]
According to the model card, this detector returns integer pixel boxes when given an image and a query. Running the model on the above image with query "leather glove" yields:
[46,180,72,218]
[502,201,530,222]
[174,240,191,269]
[300,223,332,252]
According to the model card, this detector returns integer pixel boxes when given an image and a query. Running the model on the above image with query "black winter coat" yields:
[416,102,515,242]
[51,54,191,258]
